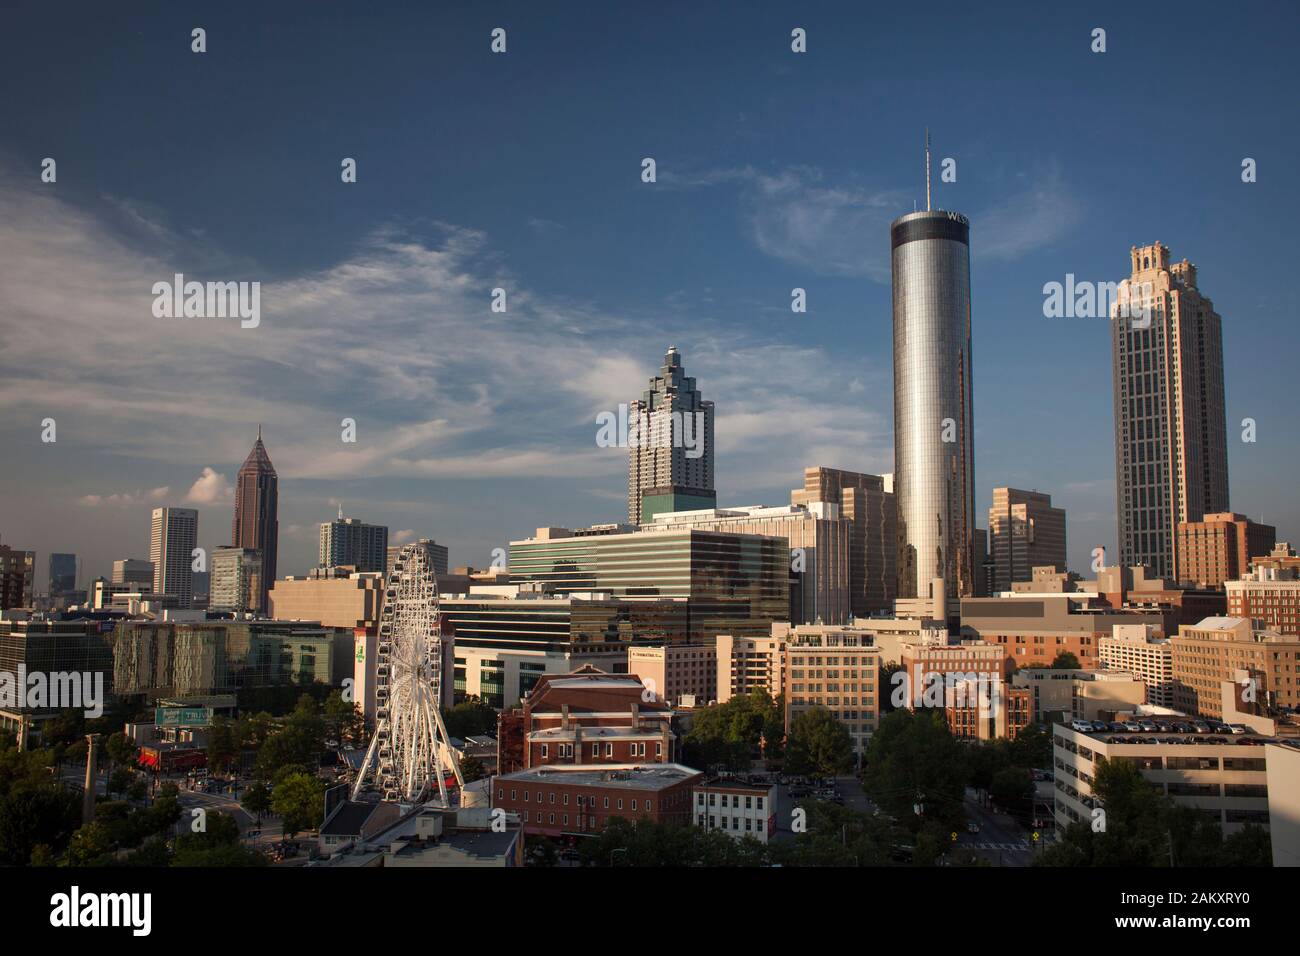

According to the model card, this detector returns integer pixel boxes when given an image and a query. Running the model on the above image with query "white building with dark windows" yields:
[693,776,776,843]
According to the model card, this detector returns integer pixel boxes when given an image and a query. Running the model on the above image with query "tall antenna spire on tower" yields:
[925,128,932,212]
[338,502,344,520]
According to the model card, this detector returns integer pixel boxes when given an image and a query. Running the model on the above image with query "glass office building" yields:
[508,528,789,642]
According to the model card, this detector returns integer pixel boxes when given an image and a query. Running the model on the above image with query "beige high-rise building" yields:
[790,466,897,616]
[987,488,1066,594]
[1176,512,1276,588]
[1112,242,1229,581]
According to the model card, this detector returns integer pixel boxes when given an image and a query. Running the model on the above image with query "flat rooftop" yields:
[497,763,701,790]
[1059,722,1296,748]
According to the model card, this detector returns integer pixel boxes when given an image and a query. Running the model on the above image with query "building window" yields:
[541,744,548,759]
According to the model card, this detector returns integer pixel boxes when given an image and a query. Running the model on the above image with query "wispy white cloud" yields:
[668,162,1080,281]
[0,174,897,568]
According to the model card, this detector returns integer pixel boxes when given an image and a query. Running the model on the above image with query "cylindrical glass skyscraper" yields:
[890,209,975,602]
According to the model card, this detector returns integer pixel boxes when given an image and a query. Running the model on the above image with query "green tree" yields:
[443,697,499,740]
[206,717,237,775]
[784,706,855,777]
[67,821,113,865]
[271,772,327,837]
[107,766,135,798]
[1050,651,1081,670]
[878,663,907,714]
[459,753,486,783]
[242,780,272,820]
[989,766,1033,816]
[104,731,139,769]
[1037,757,1234,867]
[863,709,965,834]
[682,690,782,771]
[0,786,80,865]
[171,810,266,867]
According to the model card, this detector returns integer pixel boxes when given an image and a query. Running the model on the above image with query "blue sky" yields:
[1,0,1296,587]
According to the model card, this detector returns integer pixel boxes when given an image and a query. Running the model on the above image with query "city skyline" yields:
[2,2,1296,589]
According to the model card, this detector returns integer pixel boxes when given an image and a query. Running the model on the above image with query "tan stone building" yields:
[715,632,785,704]
[268,567,386,629]
[1170,616,1300,719]
[784,625,880,757]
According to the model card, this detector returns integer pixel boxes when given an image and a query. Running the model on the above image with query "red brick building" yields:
[1176,513,1275,589]
[497,666,678,771]
[492,764,701,838]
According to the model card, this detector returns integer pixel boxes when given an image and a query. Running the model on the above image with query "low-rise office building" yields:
[1099,624,1174,707]
[508,525,790,643]
[627,643,716,706]
[492,763,701,839]
[267,567,386,630]
[960,592,1167,669]
[1170,616,1300,719]
[645,503,851,625]
[441,588,688,706]
[1012,668,1146,724]
[112,618,353,699]
[693,776,777,843]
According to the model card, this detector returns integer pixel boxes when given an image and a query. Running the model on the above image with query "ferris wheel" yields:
[351,542,463,805]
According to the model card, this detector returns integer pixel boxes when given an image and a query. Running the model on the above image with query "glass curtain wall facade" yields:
[891,210,976,602]
[509,529,789,642]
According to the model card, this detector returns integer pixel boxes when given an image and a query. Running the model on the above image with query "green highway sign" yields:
[155,707,212,728]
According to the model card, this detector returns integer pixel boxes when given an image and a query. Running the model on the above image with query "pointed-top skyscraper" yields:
[232,427,279,612]
[627,347,716,524]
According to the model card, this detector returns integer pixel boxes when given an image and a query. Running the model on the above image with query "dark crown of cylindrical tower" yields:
[890,209,970,250]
